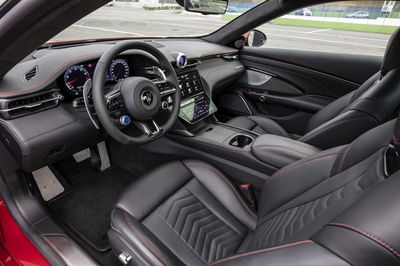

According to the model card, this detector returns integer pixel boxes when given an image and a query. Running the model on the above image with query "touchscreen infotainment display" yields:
[176,69,217,124]
[177,69,204,99]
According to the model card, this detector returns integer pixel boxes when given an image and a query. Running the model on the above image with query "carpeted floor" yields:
[48,167,135,251]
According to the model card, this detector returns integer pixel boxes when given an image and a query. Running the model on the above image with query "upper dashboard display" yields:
[177,69,204,99]
[63,58,130,96]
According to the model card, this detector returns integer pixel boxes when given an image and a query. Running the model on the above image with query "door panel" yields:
[218,48,383,135]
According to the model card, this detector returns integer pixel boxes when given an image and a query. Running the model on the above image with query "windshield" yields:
[49,1,262,42]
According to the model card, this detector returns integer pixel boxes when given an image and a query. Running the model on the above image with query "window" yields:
[50,0,266,42]
[252,1,400,56]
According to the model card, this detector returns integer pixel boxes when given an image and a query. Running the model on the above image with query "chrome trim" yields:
[176,52,187,69]
[106,91,121,104]
[152,66,167,84]
[135,120,163,138]
[0,93,63,113]
[24,66,38,81]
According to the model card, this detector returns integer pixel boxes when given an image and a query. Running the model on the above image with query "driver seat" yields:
[109,118,400,265]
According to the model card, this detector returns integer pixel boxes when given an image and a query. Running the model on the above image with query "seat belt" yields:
[239,184,256,211]
[385,114,400,177]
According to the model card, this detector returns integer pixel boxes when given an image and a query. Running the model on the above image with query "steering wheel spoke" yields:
[134,120,163,138]
[106,87,126,114]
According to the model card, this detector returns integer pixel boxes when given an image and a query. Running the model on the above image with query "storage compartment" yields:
[229,134,254,148]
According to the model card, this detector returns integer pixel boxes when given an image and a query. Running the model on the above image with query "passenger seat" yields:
[227,27,400,149]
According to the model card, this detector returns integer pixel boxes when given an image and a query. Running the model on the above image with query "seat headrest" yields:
[382,27,400,76]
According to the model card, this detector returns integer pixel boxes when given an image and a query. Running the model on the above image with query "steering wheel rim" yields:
[92,40,181,144]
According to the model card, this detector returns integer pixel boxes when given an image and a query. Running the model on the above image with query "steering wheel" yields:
[92,41,181,144]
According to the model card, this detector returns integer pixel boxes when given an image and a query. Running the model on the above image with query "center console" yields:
[167,66,320,187]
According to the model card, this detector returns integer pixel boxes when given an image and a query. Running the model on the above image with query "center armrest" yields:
[251,134,321,168]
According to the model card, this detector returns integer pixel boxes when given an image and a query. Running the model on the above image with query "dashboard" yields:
[0,39,245,171]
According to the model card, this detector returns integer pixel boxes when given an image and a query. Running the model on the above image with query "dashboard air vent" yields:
[24,66,38,81]
[0,90,63,119]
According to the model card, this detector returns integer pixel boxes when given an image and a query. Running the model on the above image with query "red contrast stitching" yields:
[392,133,400,144]
[328,222,400,258]
[185,162,257,219]
[263,153,339,188]
[207,240,314,265]
[123,212,172,266]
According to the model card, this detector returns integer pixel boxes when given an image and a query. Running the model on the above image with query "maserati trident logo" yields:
[141,90,153,105]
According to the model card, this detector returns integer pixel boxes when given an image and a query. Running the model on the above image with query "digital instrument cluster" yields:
[177,69,217,124]
[63,58,130,96]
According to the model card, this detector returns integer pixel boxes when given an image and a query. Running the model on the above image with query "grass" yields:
[222,13,397,34]
[274,18,397,34]
[222,14,240,21]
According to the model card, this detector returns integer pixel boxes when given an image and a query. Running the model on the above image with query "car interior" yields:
[0,0,400,265]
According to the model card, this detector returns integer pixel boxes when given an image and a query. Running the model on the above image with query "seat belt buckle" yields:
[240,184,256,211]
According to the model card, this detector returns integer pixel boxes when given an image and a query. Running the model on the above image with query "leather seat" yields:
[227,28,400,149]
[109,116,400,265]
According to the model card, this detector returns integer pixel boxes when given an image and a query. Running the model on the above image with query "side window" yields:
[250,1,400,56]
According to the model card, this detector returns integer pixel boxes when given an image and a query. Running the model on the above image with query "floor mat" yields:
[48,167,136,252]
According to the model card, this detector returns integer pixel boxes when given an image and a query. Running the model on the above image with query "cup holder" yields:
[229,134,254,148]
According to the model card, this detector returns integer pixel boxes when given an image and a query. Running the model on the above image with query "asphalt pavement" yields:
[52,6,390,56]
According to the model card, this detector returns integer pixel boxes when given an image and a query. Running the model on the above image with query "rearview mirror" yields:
[246,30,267,47]
[183,0,228,15]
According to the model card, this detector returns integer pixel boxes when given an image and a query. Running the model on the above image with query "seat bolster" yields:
[183,160,257,231]
[207,240,349,266]
[109,208,184,266]
[116,161,192,220]
[299,110,378,149]
[313,170,400,266]
[258,147,344,217]
[332,119,395,175]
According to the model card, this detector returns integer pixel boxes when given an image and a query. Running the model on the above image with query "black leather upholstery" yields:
[227,28,400,149]
[226,115,290,137]
[382,27,400,76]
[109,118,400,265]
[251,134,321,168]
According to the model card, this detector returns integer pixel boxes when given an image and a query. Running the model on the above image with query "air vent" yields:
[24,66,38,81]
[0,90,63,119]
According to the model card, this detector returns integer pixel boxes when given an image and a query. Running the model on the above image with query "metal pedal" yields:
[97,141,111,171]
[32,167,64,201]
